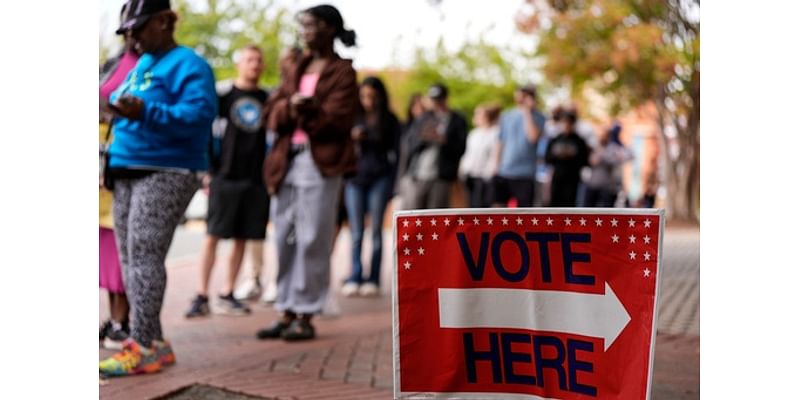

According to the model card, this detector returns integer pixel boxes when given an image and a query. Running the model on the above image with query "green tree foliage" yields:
[397,38,529,126]
[517,0,700,221]
[173,0,294,87]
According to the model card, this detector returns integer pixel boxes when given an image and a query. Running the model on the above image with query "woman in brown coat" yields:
[256,4,359,341]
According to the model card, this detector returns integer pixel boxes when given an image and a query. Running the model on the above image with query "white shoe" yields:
[359,282,380,297]
[233,279,261,301]
[340,282,360,297]
[260,283,277,304]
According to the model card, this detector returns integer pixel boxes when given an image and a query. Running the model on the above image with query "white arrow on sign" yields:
[438,283,631,351]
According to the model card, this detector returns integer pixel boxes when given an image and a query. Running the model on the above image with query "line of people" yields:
[98,0,634,378]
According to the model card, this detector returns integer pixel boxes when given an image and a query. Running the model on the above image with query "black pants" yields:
[584,187,618,207]
[491,176,535,207]
[464,176,492,208]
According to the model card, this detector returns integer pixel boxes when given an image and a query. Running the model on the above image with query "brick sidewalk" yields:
[100,226,699,399]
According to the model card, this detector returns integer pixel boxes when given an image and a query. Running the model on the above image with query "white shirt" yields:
[459,125,500,179]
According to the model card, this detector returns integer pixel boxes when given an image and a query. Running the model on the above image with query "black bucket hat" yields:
[115,0,171,34]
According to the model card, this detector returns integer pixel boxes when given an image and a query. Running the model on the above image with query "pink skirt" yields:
[99,227,125,294]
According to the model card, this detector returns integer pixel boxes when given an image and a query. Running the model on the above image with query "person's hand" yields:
[351,125,366,140]
[290,94,315,118]
[112,95,145,120]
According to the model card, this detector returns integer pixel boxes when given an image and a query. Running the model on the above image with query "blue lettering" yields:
[457,232,490,281]
[533,335,567,391]
[501,333,537,385]
[567,339,597,397]
[491,232,530,282]
[525,233,559,283]
[463,332,502,384]
[561,233,595,285]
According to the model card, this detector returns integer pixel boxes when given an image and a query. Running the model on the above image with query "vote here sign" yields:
[392,209,664,400]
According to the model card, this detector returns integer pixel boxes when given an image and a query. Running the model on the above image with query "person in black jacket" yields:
[340,76,401,297]
[399,83,467,209]
[545,109,590,207]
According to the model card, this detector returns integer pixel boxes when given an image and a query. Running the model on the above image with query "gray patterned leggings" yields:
[113,171,199,347]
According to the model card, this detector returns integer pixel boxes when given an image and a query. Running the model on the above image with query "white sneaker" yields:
[359,282,380,297]
[260,283,277,304]
[340,282,360,297]
[233,279,261,301]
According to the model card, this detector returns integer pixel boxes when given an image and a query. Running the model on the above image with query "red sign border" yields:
[392,207,666,400]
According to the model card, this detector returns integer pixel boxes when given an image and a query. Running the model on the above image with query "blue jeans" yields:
[344,175,392,286]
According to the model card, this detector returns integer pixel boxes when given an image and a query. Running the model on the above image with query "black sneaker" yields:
[102,322,129,350]
[281,318,316,341]
[185,294,210,318]
[99,319,112,341]
[214,293,251,316]
[256,320,291,340]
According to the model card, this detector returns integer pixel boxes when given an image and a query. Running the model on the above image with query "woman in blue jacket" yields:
[99,0,217,377]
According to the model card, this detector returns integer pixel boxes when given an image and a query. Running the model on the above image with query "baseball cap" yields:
[115,0,171,34]
[518,84,537,98]
[427,83,449,101]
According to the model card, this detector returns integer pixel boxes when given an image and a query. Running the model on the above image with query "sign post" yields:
[392,208,664,399]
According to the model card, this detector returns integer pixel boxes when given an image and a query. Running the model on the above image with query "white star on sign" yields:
[431,233,439,240]
[402,220,409,228]
[611,218,619,227]
[644,252,651,261]
[473,217,480,225]
[415,219,422,227]
[531,218,539,225]
[444,218,451,226]
[402,233,409,241]
[643,268,651,277]
[487,217,494,225]
[644,219,652,228]
[403,248,411,256]
[612,234,620,243]
[430,219,437,226]
[644,235,651,244]
[564,218,572,226]
[546,217,554,226]
[458,218,465,226]
[579,218,587,226]
[416,233,423,241]
[502,217,509,225]
[629,251,637,260]
[629,235,637,244]
[595,218,603,226]
[417,247,425,256]
[516,217,523,225]
[628,219,636,228]
[404,261,412,270]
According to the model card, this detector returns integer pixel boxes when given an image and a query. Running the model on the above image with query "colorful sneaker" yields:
[214,293,251,316]
[234,279,262,301]
[103,321,130,350]
[185,294,210,318]
[99,339,161,377]
[152,340,176,366]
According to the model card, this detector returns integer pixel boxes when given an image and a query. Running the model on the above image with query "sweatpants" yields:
[271,150,342,315]
[113,171,199,346]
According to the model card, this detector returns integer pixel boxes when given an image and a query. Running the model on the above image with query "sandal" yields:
[281,318,316,341]
[256,320,291,339]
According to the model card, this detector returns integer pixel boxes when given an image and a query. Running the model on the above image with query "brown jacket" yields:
[262,52,359,194]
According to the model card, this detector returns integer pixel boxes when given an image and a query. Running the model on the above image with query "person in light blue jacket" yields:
[99,0,216,377]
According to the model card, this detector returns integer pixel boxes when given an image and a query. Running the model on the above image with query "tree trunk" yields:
[655,93,700,223]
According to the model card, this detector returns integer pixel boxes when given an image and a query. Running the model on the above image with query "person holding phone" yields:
[256,4,359,341]
[99,0,217,377]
